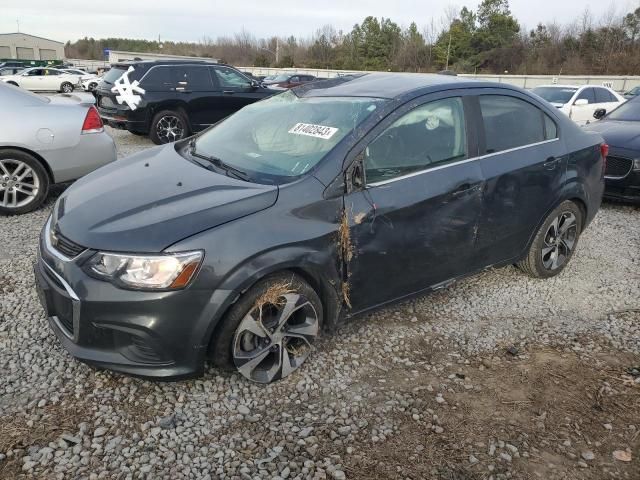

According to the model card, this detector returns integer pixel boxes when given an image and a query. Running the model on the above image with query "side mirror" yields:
[250,80,260,89]
[574,99,589,106]
[593,108,607,120]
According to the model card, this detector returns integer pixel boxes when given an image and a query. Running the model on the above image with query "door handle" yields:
[543,156,558,170]
[451,183,480,197]
[223,90,235,94]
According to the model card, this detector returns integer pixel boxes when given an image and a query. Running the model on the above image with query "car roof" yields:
[113,60,218,68]
[535,84,581,89]
[297,72,505,100]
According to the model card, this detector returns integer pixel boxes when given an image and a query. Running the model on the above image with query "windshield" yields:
[606,98,640,121]
[532,87,577,104]
[271,74,291,82]
[191,91,387,184]
[102,67,128,84]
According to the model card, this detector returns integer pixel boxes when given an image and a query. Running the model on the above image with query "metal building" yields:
[107,50,218,64]
[0,33,65,61]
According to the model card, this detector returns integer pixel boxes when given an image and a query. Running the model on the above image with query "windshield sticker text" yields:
[288,123,338,140]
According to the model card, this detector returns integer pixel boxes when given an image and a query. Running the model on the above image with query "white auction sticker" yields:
[288,123,338,140]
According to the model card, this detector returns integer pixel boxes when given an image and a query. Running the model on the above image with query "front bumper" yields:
[34,221,232,379]
[604,170,640,204]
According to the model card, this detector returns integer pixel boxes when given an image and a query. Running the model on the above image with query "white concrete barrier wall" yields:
[239,67,640,92]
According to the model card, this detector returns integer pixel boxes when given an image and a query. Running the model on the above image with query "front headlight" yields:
[85,251,203,290]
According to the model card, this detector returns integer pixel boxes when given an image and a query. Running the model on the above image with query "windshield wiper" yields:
[188,139,251,182]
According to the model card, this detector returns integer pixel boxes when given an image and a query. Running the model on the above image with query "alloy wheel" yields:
[156,115,185,143]
[0,159,40,209]
[62,83,73,93]
[232,293,319,383]
[541,211,577,270]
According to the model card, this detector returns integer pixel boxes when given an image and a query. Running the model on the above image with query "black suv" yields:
[95,60,277,144]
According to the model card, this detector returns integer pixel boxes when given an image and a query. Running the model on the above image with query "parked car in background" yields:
[0,67,24,76]
[532,84,626,125]
[35,73,605,383]
[0,61,25,69]
[95,60,278,145]
[62,68,99,83]
[262,73,316,90]
[623,85,640,100]
[81,76,102,92]
[1,67,81,93]
[584,97,640,203]
[0,83,116,214]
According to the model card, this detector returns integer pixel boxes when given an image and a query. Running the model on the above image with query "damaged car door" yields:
[343,94,485,312]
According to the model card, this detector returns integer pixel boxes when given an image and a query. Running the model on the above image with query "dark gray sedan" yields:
[0,83,116,214]
[35,73,605,383]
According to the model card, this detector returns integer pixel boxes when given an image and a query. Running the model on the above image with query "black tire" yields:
[209,272,323,383]
[0,149,50,215]
[517,200,583,278]
[60,82,74,93]
[149,109,190,145]
[87,82,97,91]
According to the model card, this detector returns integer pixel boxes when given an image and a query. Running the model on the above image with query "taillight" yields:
[82,106,103,134]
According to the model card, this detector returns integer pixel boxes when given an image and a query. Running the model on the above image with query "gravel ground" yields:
[0,127,639,479]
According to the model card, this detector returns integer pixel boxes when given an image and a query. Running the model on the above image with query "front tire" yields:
[209,272,323,383]
[517,200,583,278]
[149,110,190,145]
[0,150,50,215]
[60,82,73,93]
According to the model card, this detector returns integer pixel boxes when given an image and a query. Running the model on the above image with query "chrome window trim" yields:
[367,138,560,187]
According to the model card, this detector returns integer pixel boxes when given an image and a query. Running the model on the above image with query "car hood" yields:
[583,120,640,150]
[54,144,279,252]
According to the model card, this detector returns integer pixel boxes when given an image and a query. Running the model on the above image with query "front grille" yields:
[52,230,85,258]
[605,156,633,178]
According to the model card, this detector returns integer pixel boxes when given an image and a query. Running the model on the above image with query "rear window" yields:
[102,66,143,85]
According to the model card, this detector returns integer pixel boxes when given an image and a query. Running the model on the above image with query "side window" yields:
[290,76,300,83]
[212,67,252,89]
[168,66,213,92]
[479,95,545,153]
[594,88,616,103]
[46,69,60,76]
[575,88,595,104]
[141,66,172,91]
[169,66,213,92]
[544,114,558,140]
[365,97,467,184]
[27,69,42,76]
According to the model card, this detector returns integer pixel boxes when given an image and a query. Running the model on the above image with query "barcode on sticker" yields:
[288,123,338,139]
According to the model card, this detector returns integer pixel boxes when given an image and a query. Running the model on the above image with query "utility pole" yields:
[16,18,20,33]
[275,38,280,65]
[445,30,452,71]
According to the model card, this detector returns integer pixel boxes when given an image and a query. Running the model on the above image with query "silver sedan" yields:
[0,83,117,214]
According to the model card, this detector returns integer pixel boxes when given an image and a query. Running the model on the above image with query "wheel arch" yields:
[150,101,192,131]
[0,146,55,183]
[203,257,342,360]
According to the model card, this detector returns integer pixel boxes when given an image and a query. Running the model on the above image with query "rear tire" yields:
[209,272,323,383]
[0,150,50,215]
[517,200,583,278]
[149,110,190,145]
[60,82,74,93]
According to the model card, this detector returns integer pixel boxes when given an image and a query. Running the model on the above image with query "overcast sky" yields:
[1,0,636,44]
